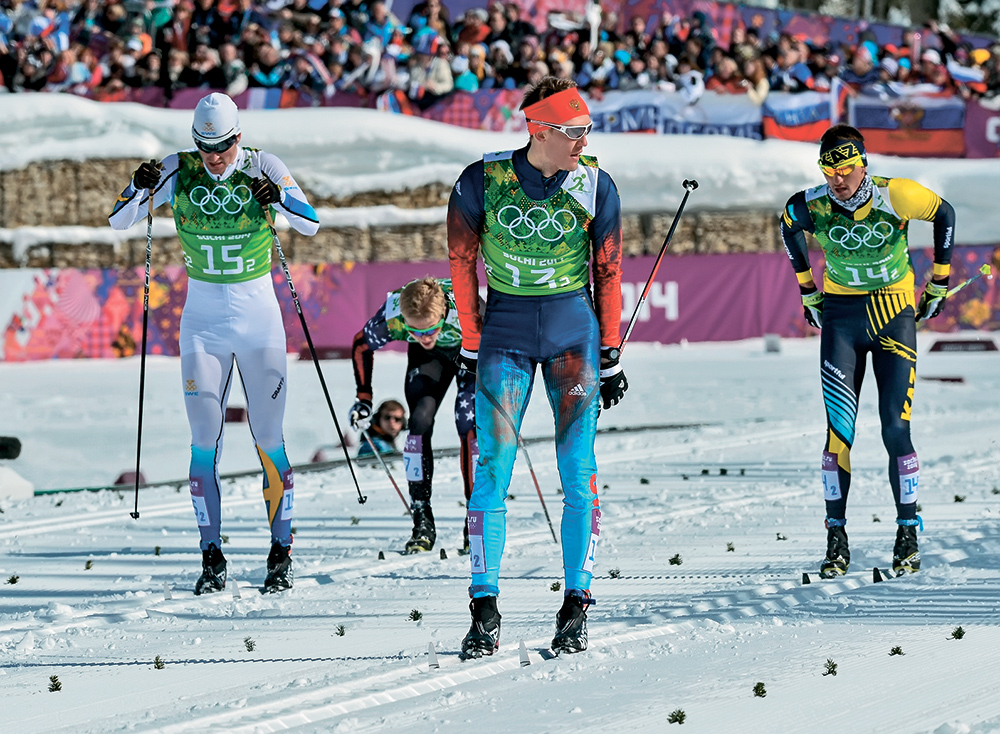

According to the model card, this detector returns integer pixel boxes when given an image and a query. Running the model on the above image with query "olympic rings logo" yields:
[827,221,895,251]
[496,205,577,242]
[189,185,253,216]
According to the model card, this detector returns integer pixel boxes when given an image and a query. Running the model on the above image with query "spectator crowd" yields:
[2,0,1000,107]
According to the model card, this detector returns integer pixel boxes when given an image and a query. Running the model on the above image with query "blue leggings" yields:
[468,288,601,598]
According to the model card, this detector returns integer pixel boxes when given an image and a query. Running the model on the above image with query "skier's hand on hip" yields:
[349,399,373,431]
[916,279,948,322]
[599,346,628,410]
[801,286,824,329]
[251,176,281,207]
[134,159,162,190]
[455,347,477,378]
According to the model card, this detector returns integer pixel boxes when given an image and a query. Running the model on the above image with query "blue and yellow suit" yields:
[780,176,955,524]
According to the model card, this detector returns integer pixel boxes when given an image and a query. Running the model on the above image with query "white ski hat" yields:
[191,93,241,144]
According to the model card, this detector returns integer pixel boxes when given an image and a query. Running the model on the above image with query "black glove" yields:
[455,347,477,377]
[133,159,162,190]
[599,346,628,410]
[349,398,372,430]
[250,176,281,207]
[916,280,948,322]
[801,286,823,329]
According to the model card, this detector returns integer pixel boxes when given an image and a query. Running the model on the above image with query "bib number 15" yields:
[201,245,255,276]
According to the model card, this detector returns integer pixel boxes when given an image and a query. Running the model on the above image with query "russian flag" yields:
[947,61,985,85]
[762,85,845,142]
[848,92,966,157]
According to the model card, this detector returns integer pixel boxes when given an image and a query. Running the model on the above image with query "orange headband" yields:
[523,87,590,135]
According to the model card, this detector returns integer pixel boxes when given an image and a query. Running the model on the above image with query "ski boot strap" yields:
[567,589,595,607]
[897,515,923,531]
[824,517,847,528]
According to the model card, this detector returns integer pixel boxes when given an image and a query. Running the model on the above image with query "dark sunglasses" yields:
[194,135,238,154]
[528,119,593,140]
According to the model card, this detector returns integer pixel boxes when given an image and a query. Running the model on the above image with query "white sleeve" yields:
[257,151,320,237]
[108,154,179,230]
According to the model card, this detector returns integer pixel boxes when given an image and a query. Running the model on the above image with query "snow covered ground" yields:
[3,334,1000,733]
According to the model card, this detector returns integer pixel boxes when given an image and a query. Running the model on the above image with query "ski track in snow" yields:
[1,339,999,732]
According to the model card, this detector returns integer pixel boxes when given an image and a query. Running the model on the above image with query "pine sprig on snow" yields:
[753,682,767,698]
[48,675,62,692]
[667,709,686,724]
[822,659,837,676]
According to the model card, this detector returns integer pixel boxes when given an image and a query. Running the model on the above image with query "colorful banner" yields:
[589,89,762,137]
[85,85,370,111]
[963,98,1000,159]
[421,88,528,132]
[911,245,1000,333]
[847,90,967,157]
[3,247,996,361]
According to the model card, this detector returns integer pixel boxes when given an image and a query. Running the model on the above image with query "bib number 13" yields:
[504,263,571,290]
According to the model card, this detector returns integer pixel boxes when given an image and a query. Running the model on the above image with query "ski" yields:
[801,569,850,584]
[874,566,920,582]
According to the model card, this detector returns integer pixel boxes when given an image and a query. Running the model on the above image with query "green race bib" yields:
[173,151,273,283]
[481,151,598,296]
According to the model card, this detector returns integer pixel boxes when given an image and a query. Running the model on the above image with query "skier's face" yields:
[197,133,242,176]
[823,162,866,202]
[531,113,591,175]
[404,312,445,350]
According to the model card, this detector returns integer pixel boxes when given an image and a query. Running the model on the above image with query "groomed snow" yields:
[2,335,1000,732]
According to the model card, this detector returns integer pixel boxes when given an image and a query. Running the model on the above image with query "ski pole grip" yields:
[682,179,699,191]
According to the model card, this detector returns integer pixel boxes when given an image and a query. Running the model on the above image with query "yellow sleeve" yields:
[887,178,941,222]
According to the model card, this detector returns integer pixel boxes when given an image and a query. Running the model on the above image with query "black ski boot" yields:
[820,522,850,578]
[551,591,591,654]
[405,501,436,554]
[263,541,293,593]
[460,596,501,659]
[892,524,920,576]
[194,543,227,596]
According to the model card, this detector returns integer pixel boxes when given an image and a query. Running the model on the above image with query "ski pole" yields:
[360,427,412,516]
[264,210,367,505]
[947,263,992,297]
[619,179,699,352]
[130,191,154,520]
[518,437,558,545]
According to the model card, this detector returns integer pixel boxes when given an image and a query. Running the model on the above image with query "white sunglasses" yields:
[528,120,593,140]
